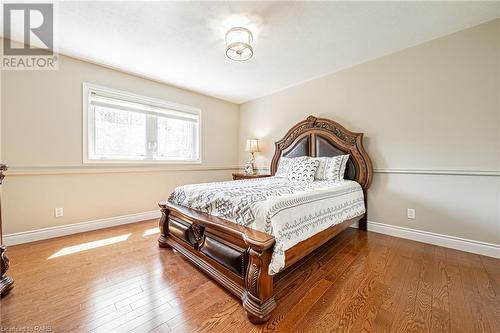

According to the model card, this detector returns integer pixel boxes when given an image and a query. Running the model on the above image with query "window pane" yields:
[94,106,146,158]
[157,116,198,160]
[86,84,201,163]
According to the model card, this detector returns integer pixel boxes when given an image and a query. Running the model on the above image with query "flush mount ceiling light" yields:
[225,27,253,61]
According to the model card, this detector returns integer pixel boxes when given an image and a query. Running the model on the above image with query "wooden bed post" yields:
[242,236,277,324]
[158,204,170,248]
[358,190,368,231]
[358,215,367,231]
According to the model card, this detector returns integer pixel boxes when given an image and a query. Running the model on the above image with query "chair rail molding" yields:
[7,165,240,176]
[373,168,500,176]
[252,166,500,177]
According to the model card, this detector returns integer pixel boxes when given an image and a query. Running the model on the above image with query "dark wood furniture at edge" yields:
[158,116,373,323]
[232,173,271,180]
[0,164,14,296]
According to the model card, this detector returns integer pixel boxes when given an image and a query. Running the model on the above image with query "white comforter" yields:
[168,177,365,275]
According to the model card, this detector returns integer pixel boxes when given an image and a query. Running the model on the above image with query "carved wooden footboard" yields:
[158,201,277,323]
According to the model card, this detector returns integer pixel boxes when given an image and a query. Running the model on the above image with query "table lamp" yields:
[244,139,260,175]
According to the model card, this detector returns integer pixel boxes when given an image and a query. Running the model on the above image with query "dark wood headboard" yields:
[270,115,373,190]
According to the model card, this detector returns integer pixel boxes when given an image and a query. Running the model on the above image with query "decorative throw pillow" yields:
[287,158,320,182]
[313,155,350,182]
[275,156,306,178]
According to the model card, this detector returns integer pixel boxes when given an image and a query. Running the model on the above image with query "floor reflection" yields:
[48,234,131,259]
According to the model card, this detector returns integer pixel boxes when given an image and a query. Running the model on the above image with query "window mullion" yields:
[145,113,158,160]
[152,115,158,159]
[89,105,96,159]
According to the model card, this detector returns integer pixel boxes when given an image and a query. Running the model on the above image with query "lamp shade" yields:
[245,139,260,153]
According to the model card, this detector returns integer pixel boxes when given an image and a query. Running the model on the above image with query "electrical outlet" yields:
[407,208,416,220]
[55,207,64,218]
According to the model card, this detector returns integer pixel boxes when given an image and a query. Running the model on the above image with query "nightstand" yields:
[232,173,271,180]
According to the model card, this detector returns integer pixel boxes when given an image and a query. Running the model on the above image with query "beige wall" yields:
[2,19,499,246]
[239,19,500,244]
[1,50,239,234]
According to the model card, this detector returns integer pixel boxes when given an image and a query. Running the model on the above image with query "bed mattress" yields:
[168,177,365,274]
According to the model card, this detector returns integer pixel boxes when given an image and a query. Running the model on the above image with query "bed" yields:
[158,115,373,323]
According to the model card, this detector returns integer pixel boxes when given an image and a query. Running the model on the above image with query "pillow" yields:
[313,155,350,182]
[275,156,306,178]
[287,158,319,182]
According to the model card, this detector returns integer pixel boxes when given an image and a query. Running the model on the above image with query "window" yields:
[83,83,201,163]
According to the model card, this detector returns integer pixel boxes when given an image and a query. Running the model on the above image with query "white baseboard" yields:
[3,211,161,246]
[5,213,499,260]
[350,220,500,259]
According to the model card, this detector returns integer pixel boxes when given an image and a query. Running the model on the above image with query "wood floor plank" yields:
[481,256,500,299]
[1,219,499,333]
[430,246,451,333]
[345,236,400,333]
[94,281,217,332]
[370,238,421,333]
[273,279,332,332]
[292,233,388,332]
[299,233,393,332]
[166,291,237,332]
[454,251,498,332]
[444,247,480,333]
[409,243,436,332]
[263,232,369,332]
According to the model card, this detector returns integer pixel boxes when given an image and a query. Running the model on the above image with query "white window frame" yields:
[83,82,202,164]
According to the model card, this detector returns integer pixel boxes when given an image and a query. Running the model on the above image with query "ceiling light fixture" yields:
[225,27,253,61]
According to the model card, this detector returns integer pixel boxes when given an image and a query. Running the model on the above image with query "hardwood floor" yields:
[1,220,499,332]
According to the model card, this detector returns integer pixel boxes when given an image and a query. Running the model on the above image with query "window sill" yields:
[82,159,202,165]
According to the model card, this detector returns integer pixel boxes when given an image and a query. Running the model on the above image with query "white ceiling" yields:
[4,1,500,103]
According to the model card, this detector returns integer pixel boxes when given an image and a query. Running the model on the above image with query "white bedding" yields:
[168,177,365,275]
